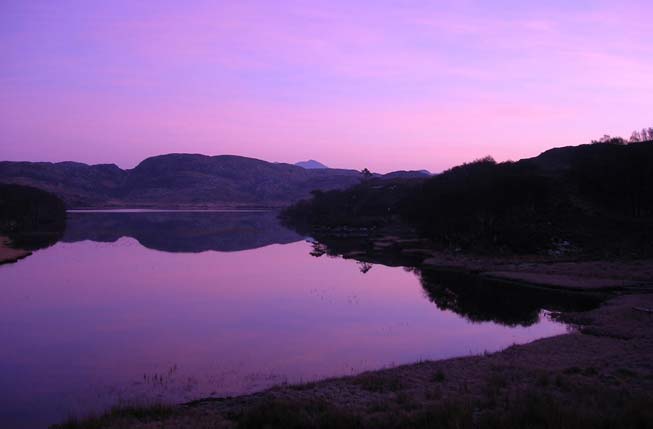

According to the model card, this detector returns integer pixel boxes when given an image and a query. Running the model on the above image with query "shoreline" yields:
[67,208,273,213]
[53,247,653,428]
[0,236,31,266]
[67,204,284,211]
[331,230,653,291]
[55,292,653,428]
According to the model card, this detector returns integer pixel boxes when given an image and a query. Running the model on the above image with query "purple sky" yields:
[1,1,652,172]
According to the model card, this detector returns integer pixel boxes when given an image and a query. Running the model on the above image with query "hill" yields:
[283,142,653,256]
[381,170,431,179]
[0,154,362,209]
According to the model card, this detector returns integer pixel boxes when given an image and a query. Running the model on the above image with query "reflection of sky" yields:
[2,1,653,172]
[0,238,566,428]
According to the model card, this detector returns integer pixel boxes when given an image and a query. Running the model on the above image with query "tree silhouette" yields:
[630,130,642,143]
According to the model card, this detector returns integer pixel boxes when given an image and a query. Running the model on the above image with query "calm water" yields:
[0,212,569,428]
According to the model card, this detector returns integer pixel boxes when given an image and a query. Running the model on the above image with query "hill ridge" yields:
[0,154,362,209]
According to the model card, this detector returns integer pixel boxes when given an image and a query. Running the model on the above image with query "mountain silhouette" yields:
[381,170,431,179]
[0,154,361,208]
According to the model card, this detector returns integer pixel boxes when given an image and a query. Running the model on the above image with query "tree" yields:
[647,127,653,142]
[592,134,619,144]
[630,130,642,143]
[605,137,626,145]
[361,168,373,180]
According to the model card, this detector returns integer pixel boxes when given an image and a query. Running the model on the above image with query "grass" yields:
[353,372,405,393]
[49,380,653,429]
[232,387,653,429]
[50,403,176,429]
[236,399,361,429]
[431,369,446,383]
[475,388,653,429]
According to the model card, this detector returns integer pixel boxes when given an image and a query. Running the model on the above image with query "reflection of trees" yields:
[418,269,601,327]
[310,242,327,257]
[357,261,373,273]
[304,237,603,327]
[418,269,541,327]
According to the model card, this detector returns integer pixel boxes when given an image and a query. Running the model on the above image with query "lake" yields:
[0,211,570,428]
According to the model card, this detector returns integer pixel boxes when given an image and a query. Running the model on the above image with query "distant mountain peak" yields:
[295,160,328,169]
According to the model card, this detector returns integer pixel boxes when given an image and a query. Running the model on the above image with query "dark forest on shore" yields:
[283,140,653,257]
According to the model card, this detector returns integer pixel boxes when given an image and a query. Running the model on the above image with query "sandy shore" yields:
[0,236,30,265]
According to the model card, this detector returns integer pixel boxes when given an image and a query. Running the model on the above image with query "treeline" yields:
[0,184,67,249]
[283,142,653,255]
[402,156,562,253]
[591,126,653,145]
[567,142,653,218]
[282,180,420,230]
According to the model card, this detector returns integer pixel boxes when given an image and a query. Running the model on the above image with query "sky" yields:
[1,0,652,173]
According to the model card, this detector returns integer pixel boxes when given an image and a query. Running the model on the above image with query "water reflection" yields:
[63,214,601,327]
[418,269,602,327]
[0,212,571,428]
[63,211,302,252]
[305,238,603,327]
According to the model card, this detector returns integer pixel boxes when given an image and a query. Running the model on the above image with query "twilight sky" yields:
[1,1,652,173]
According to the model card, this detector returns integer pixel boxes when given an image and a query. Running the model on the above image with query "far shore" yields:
[67,208,273,213]
[326,230,653,294]
[66,203,284,212]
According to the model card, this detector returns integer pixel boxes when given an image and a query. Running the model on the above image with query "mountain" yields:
[0,154,362,209]
[295,160,328,169]
[381,170,431,180]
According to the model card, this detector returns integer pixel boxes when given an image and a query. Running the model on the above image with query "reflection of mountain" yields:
[63,211,302,253]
